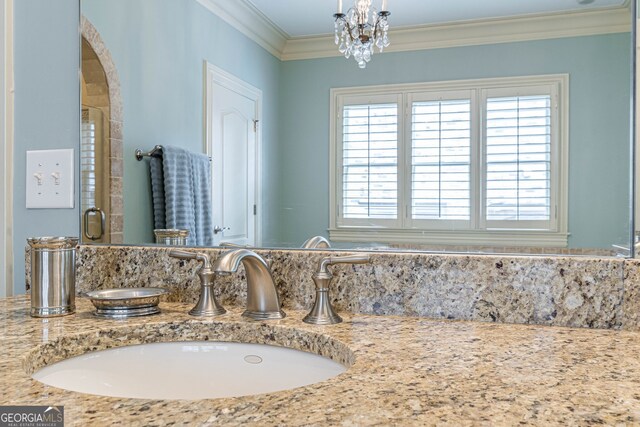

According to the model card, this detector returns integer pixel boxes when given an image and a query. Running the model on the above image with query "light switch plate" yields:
[26,149,75,209]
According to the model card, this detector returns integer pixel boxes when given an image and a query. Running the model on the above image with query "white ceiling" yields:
[246,0,627,38]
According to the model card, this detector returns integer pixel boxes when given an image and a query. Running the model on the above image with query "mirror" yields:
[79,0,635,256]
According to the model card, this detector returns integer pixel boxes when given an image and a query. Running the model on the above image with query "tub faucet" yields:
[213,249,285,320]
[169,250,226,317]
[303,254,370,325]
[301,236,331,249]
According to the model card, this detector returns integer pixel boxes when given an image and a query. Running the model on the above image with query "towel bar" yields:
[135,145,163,161]
[135,145,212,161]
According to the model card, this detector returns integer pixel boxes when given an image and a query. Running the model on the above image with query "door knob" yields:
[214,226,230,234]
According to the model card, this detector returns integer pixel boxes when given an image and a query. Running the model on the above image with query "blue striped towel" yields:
[148,145,214,246]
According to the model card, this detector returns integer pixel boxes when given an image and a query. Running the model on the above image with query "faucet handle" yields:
[304,254,371,325]
[169,249,198,259]
[169,250,212,270]
[316,254,370,276]
[169,250,225,317]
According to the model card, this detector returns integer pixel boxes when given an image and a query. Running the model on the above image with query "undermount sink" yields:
[32,341,347,400]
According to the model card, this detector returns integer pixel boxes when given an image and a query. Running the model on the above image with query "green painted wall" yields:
[13,0,80,293]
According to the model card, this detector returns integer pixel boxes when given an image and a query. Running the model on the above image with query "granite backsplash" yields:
[24,245,640,330]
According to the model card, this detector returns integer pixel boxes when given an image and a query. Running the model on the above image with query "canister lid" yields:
[27,236,79,249]
[154,229,190,238]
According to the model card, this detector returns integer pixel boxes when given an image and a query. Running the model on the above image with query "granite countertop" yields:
[2,295,640,426]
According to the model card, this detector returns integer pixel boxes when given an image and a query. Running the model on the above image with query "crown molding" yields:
[195,0,288,58]
[281,7,631,61]
[196,0,631,62]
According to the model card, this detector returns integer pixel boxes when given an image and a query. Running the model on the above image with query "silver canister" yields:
[154,229,189,245]
[27,237,78,317]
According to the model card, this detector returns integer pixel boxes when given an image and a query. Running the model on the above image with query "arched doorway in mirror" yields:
[80,16,124,244]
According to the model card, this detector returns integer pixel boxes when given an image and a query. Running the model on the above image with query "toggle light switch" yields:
[26,149,74,209]
[33,172,44,186]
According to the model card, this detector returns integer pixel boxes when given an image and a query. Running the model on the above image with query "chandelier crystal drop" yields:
[333,0,390,69]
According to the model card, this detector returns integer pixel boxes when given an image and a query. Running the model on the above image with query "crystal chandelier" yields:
[333,0,390,69]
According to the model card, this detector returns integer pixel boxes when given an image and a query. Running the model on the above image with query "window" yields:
[342,102,398,219]
[484,92,552,224]
[330,75,568,246]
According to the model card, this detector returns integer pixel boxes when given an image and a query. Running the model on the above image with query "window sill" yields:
[328,227,569,247]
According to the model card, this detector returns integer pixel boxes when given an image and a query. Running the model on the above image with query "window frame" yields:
[329,75,569,247]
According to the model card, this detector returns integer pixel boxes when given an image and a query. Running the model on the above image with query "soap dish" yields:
[84,287,169,319]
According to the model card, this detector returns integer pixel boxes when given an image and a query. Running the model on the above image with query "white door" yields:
[206,64,261,246]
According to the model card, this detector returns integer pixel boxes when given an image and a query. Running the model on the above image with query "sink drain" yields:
[244,355,263,364]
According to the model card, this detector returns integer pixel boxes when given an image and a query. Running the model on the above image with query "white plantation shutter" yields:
[341,102,398,220]
[411,98,471,222]
[81,108,98,213]
[484,87,556,229]
[330,76,566,245]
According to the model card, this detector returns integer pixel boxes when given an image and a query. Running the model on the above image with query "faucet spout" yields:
[213,249,285,320]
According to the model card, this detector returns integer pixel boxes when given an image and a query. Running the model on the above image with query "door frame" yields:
[203,62,262,246]
[0,0,13,296]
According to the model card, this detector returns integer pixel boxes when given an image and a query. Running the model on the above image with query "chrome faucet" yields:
[301,236,331,249]
[213,249,285,320]
[303,254,370,325]
[169,250,226,317]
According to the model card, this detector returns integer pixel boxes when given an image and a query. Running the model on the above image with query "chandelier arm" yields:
[373,12,389,41]
[372,18,381,40]
[347,22,359,44]
[334,13,359,44]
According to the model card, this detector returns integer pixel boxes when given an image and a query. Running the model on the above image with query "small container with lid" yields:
[154,229,189,245]
[27,236,78,317]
